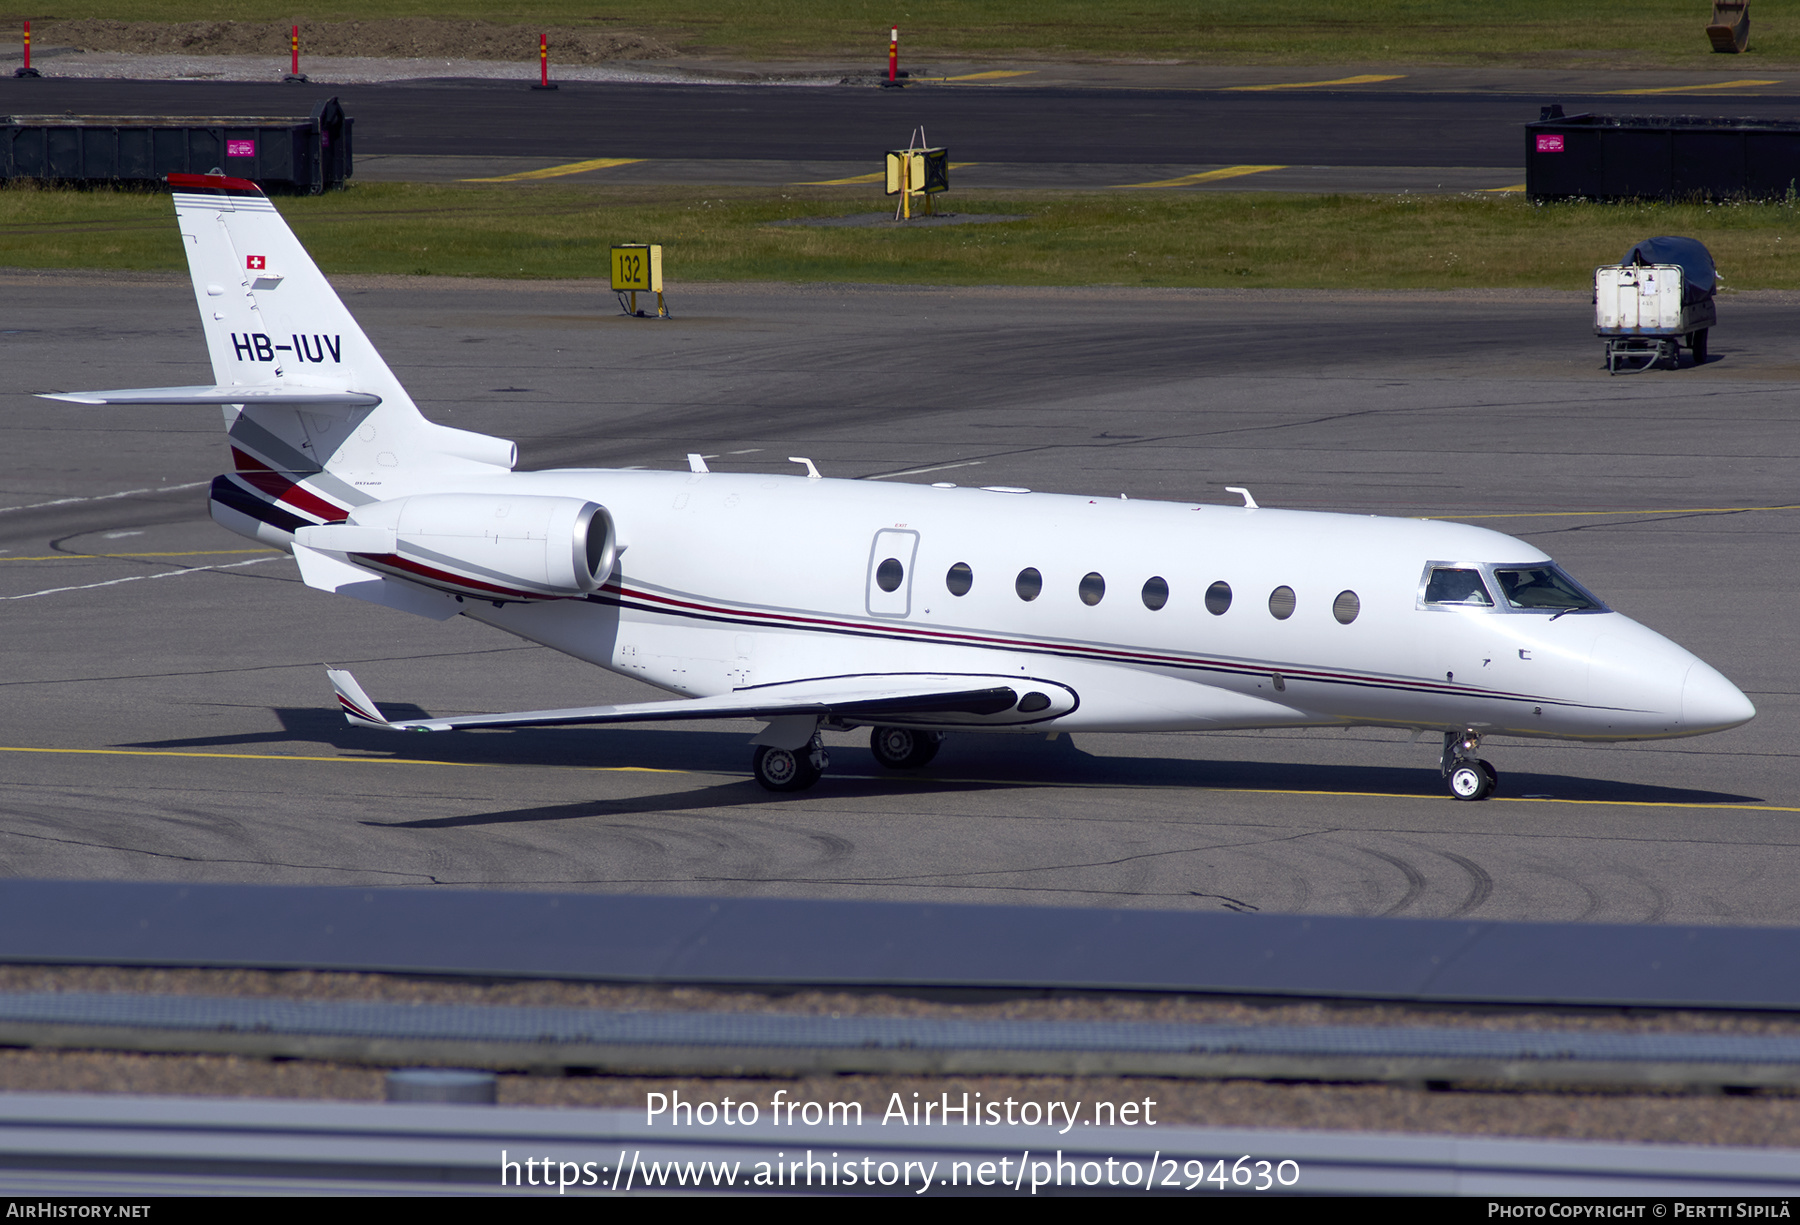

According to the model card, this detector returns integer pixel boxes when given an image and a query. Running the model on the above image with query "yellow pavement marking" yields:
[1206,787,1800,815]
[0,745,687,772]
[1484,183,1527,193]
[1229,74,1404,92]
[1603,79,1779,95]
[0,549,277,562]
[1122,164,1285,188]
[462,157,643,182]
[942,70,1035,82]
[798,162,975,186]
[950,780,1797,814]
[5,744,1785,814]
[803,171,886,185]
[1428,504,1800,521]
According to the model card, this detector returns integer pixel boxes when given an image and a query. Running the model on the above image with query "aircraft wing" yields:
[326,668,1062,733]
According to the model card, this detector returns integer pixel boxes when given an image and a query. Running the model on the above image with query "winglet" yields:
[326,668,393,729]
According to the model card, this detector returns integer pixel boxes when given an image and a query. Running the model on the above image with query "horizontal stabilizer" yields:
[323,669,1075,733]
[39,385,382,408]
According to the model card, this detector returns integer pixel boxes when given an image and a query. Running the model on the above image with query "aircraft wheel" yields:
[1478,759,1499,796]
[1690,329,1709,365]
[753,744,822,792]
[1447,761,1494,801]
[870,726,942,769]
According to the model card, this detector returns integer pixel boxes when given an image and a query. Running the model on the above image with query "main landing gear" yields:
[869,726,944,770]
[1441,730,1498,801]
[752,735,830,793]
[752,726,946,791]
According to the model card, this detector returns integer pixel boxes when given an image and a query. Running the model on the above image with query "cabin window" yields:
[1205,581,1232,615]
[1079,572,1106,606]
[1141,576,1169,610]
[1268,585,1296,620]
[875,558,905,593]
[1015,567,1042,601]
[1424,567,1492,607]
[1333,590,1361,624]
[946,562,973,596]
[1492,565,1605,613]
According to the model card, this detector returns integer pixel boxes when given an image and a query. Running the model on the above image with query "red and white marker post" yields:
[14,20,40,78]
[532,32,558,90]
[888,26,898,84]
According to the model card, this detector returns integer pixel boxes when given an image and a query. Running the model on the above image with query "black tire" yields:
[753,744,821,792]
[1447,762,1493,801]
[1690,328,1709,366]
[1478,758,1499,797]
[870,726,943,769]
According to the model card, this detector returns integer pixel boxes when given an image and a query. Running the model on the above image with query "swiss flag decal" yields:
[246,255,266,270]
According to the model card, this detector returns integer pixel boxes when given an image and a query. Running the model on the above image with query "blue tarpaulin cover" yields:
[1622,236,1717,303]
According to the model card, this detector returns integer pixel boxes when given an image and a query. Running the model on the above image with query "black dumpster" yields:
[1527,108,1800,201]
[1,96,351,193]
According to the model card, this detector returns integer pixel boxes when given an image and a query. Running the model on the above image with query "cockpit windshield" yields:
[1492,564,1607,613]
[1423,567,1493,606]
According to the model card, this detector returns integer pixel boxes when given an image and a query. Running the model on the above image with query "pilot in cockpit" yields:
[1423,566,1494,606]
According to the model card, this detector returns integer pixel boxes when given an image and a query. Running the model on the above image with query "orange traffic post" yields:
[14,20,40,78]
[532,32,558,90]
[884,26,901,87]
[283,24,307,84]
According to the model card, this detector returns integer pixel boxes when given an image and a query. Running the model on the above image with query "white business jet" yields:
[44,175,1754,799]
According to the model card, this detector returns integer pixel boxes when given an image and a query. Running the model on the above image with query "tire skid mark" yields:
[1441,849,1494,918]
[1365,847,1429,917]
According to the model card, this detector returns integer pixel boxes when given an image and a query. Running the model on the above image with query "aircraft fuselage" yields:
[330,467,1752,746]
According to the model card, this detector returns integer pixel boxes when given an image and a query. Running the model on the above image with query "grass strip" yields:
[6,181,1800,291]
[18,2,1800,67]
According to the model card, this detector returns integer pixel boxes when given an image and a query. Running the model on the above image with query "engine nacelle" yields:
[299,493,616,603]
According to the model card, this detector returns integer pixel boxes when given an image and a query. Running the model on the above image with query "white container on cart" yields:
[1593,237,1718,373]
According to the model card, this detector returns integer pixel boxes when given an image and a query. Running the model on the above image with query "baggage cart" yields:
[1595,236,1718,373]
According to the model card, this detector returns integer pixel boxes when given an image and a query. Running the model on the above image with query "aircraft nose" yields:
[1682,661,1756,732]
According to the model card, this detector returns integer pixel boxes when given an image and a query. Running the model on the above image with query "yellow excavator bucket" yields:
[1706,0,1749,53]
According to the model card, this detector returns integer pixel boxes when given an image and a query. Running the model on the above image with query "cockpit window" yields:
[1493,565,1606,613]
[1423,567,1493,607]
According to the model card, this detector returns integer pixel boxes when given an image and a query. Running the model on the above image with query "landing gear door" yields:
[866,529,920,618]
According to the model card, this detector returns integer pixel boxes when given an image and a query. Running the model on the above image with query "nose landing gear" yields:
[1441,730,1498,801]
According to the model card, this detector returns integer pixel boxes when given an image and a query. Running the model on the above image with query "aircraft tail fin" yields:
[33,174,519,547]
[41,176,517,549]
[153,174,516,543]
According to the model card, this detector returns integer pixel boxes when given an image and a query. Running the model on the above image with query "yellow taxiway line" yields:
[1603,79,1780,95]
[463,157,643,183]
[1430,504,1800,521]
[799,163,975,186]
[941,70,1036,83]
[0,549,278,562]
[1228,74,1404,92]
[2,744,1786,814]
[1121,165,1285,188]
[0,745,684,773]
[1484,184,1527,193]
